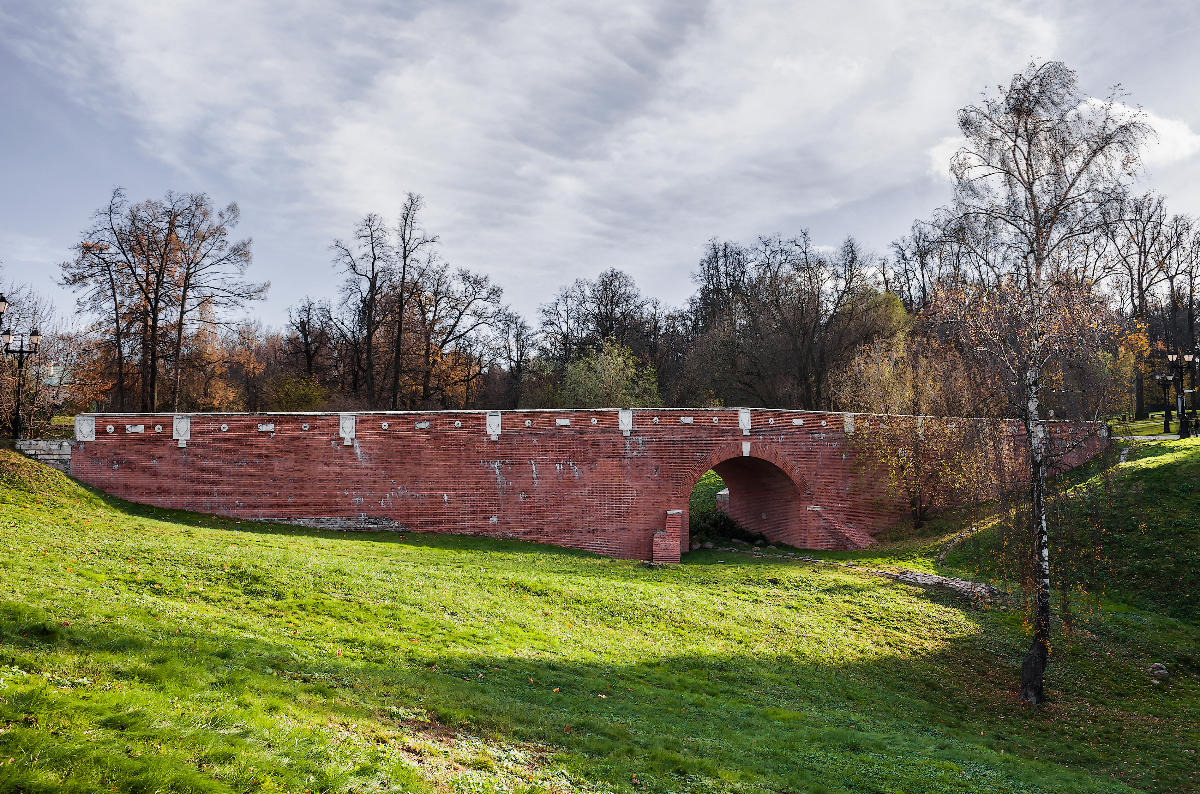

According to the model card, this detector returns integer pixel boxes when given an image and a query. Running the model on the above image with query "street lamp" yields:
[1167,352,1195,439]
[1154,373,1173,434]
[1193,347,1200,413]
[0,294,43,440]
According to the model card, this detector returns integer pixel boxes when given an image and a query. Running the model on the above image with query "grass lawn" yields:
[0,446,1197,793]
[1111,414,1180,437]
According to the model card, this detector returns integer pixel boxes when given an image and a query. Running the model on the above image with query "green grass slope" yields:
[0,450,1197,793]
[948,439,1200,621]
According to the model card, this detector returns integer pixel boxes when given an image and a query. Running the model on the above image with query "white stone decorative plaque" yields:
[486,411,502,440]
[339,413,356,445]
[172,415,191,448]
[618,409,633,436]
[75,415,95,442]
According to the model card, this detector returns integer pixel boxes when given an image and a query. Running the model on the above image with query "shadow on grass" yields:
[0,594,1184,794]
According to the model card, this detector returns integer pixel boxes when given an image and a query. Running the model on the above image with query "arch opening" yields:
[687,455,812,549]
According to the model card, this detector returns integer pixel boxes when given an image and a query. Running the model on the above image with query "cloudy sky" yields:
[3,1,1200,326]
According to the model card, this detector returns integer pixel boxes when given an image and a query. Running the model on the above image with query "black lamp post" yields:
[0,294,43,440]
[1167,352,1194,439]
[1192,348,1200,413]
[1154,373,1173,434]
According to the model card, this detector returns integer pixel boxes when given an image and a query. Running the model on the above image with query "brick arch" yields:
[678,441,816,550]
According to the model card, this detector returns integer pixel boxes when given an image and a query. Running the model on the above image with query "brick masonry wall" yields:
[65,409,1108,562]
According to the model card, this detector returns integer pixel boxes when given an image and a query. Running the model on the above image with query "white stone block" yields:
[75,415,95,442]
[339,413,356,445]
[172,415,191,448]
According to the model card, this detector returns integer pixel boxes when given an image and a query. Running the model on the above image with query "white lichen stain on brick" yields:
[489,461,505,492]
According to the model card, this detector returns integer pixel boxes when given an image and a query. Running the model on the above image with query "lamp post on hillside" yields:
[1167,352,1194,439]
[1192,347,1200,413]
[1155,373,1173,434]
[0,294,42,440]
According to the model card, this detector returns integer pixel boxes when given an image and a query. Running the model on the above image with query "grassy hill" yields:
[0,446,1197,793]
[946,439,1200,621]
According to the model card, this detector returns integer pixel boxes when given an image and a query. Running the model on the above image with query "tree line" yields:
[10,139,1193,429]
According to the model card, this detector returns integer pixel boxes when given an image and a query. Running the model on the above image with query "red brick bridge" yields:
[63,408,1105,563]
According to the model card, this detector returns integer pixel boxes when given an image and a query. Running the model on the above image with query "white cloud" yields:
[1141,108,1200,168]
[927,135,966,182]
[1077,98,1200,170]
[2,0,1063,316]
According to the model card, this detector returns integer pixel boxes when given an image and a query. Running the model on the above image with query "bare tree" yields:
[539,279,590,366]
[938,60,1150,704]
[286,298,334,376]
[1104,192,1169,417]
[333,214,392,406]
[62,194,136,410]
[388,193,439,409]
[410,262,502,407]
[169,195,265,411]
[496,309,536,407]
[692,233,901,408]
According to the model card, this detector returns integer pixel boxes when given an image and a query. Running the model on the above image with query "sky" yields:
[3,0,1200,329]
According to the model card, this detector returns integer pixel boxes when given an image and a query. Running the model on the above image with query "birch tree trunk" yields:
[1020,369,1051,704]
